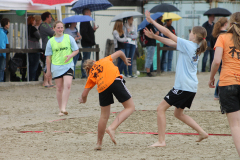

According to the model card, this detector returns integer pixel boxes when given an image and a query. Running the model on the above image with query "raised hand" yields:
[145,10,153,23]
[143,28,154,39]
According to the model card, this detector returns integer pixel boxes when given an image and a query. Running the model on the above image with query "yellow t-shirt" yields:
[85,55,122,93]
[214,33,240,86]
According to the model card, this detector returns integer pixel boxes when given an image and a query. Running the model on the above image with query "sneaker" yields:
[130,75,138,78]
[146,72,153,77]
[126,75,131,78]
[120,74,126,78]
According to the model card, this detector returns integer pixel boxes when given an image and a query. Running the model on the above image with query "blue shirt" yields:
[45,34,78,78]
[0,28,9,58]
[174,37,199,93]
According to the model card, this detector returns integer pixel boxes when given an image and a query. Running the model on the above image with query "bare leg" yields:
[48,74,54,86]
[42,72,50,86]
[226,111,240,157]
[174,108,208,142]
[146,68,150,73]
[61,76,73,113]
[95,105,111,150]
[55,78,63,115]
[150,100,171,147]
[106,98,135,144]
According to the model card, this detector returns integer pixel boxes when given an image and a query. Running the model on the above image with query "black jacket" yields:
[202,21,214,41]
[80,22,96,47]
[145,24,157,46]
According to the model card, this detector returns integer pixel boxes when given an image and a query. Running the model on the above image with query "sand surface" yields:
[0,72,239,160]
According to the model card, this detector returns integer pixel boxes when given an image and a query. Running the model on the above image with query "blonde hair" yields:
[192,26,207,55]
[212,17,228,38]
[227,12,240,50]
[83,59,95,75]
[34,15,41,23]
[113,20,124,36]
[53,21,64,36]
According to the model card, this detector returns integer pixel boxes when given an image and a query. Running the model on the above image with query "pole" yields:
[25,11,29,82]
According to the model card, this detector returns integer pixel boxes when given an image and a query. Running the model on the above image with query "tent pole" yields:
[25,11,29,82]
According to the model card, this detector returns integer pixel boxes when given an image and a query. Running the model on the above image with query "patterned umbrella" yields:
[71,0,113,14]
[30,0,77,6]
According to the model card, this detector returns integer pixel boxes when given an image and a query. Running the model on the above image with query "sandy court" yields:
[0,72,239,159]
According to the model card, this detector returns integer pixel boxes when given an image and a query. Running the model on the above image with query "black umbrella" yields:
[150,3,180,13]
[204,7,231,17]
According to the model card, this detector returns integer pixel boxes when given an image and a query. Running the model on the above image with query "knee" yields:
[65,83,71,90]
[174,110,183,119]
[157,105,165,114]
[56,86,63,93]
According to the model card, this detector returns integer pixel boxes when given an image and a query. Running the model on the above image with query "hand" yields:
[45,71,51,79]
[143,28,154,39]
[65,55,72,63]
[127,29,131,33]
[145,10,153,24]
[93,25,99,31]
[125,58,131,66]
[79,97,86,104]
[208,78,215,88]
[155,31,159,35]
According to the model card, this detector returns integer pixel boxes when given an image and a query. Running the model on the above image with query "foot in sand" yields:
[148,141,166,147]
[94,144,102,151]
[58,112,64,116]
[106,128,116,145]
[196,132,209,142]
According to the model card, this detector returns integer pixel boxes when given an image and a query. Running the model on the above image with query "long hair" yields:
[227,12,240,50]
[113,20,124,36]
[192,26,207,55]
[83,59,95,75]
[27,16,35,25]
[212,17,228,38]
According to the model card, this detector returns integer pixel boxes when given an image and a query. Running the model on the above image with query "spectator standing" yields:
[123,17,138,78]
[202,14,215,72]
[210,17,228,100]
[145,23,159,77]
[113,20,127,76]
[64,23,82,79]
[80,8,98,79]
[39,11,55,87]
[27,16,41,81]
[0,18,10,82]
[161,19,176,72]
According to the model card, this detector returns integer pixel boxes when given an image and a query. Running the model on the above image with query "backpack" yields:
[139,29,148,48]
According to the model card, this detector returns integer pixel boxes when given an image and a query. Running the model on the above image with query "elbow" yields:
[212,60,221,67]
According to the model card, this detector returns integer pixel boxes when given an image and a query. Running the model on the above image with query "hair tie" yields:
[203,38,206,40]
[233,22,238,25]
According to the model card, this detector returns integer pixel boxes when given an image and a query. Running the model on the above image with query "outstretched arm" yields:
[145,10,177,43]
[111,50,131,66]
[144,27,177,48]
[79,88,91,103]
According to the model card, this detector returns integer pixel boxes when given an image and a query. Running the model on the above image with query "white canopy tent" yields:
[0,0,63,81]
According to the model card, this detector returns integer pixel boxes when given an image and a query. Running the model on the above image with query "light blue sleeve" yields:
[177,37,192,54]
[6,34,9,44]
[45,40,53,56]
[69,35,79,51]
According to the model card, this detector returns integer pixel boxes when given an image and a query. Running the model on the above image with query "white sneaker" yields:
[126,75,131,78]
[120,74,126,78]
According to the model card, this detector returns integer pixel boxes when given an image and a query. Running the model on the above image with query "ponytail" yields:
[212,17,228,38]
[196,39,207,55]
[227,12,240,50]
[192,26,207,55]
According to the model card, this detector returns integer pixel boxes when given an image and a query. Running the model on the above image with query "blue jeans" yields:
[161,47,173,72]
[28,53,40,81]
[81,47,91,78]
[0,56,6,82]
[125,43,136,76]
[145,46,155,69]
[115,48,127,75]
[202,41,214,72]
[73,52,80,78]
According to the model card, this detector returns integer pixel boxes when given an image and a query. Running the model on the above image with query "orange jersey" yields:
[85,55,122,93]
[214,33,240,86]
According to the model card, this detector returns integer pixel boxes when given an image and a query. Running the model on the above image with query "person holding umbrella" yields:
[64,22,82,79]
[80,8,99,79]
[202,14,215,72]
[123,16,138,78]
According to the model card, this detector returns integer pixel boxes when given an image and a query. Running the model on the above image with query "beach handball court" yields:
[0,73,238,159]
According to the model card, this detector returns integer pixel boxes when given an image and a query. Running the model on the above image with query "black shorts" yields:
[99,78,131,107]
[53,68,73,80]
[219,85,240,114]
[164,88,196,109]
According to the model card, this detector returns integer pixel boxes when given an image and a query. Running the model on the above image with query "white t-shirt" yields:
[174,37,199,92]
